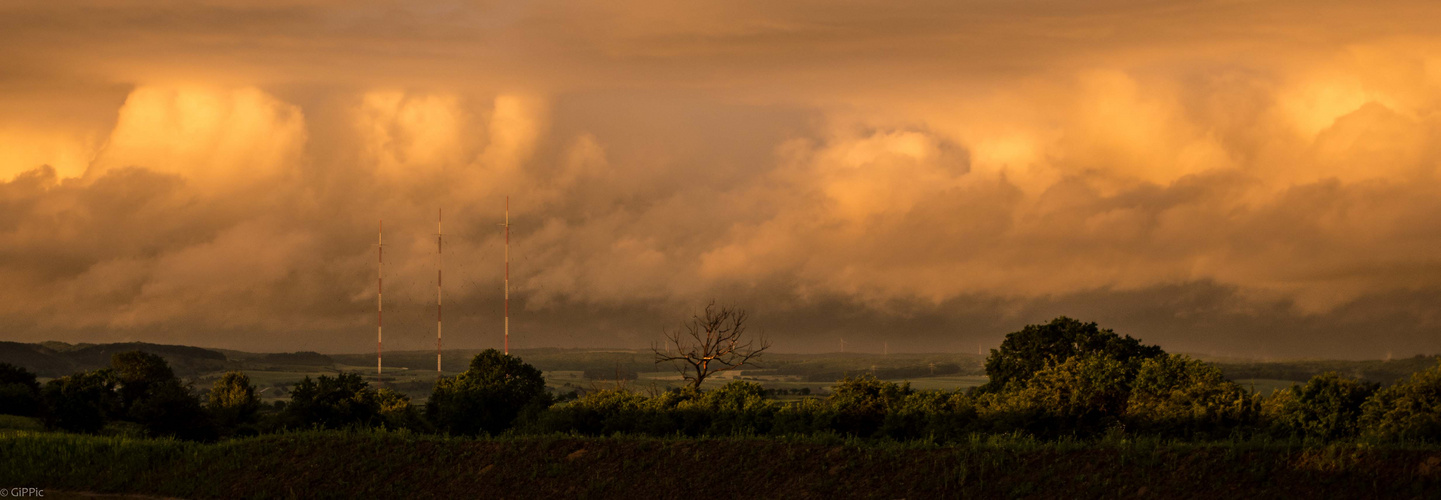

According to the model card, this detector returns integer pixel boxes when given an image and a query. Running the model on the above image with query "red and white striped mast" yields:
[377,219,384,383]
[436,208,443,372]
[502,196,511,355]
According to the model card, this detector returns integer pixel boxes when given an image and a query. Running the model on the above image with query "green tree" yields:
[982,317,1164,391]
[1264,372,1375,440]
[281,373,389,429]
[1126,354,1258,438]
[111,351,177,412]
[1360,360,1441,442]
[129,379,214,440]
[207,372,261,434]
[0,363,42,417]
[980,354,1132,436]
[108,351,213,439]
[427,350,550,435]
[829,375,913,437]
[40,369,120,433]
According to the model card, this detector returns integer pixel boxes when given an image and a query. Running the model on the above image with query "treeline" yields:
[1216,355,1441,386]
[2,317,1439,443]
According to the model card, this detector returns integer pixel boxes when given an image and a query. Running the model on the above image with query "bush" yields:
[983,317,1163,391]
[40,369,121,433]
[1126,354,1259,438]
[103,351,216,439]
[111,351,177,413]
[281,373,391,430]
[537,388,657,435]
[1361,361,1441,442]
[678,381,777,436]
[129,379,214,440]
[980,355,1132,436]
[880,390,977,442]
[207,372,261,435]
[0,363,41,417]
[427,350,550,435]
[829,375,912,437]
[1263,372,1375,440]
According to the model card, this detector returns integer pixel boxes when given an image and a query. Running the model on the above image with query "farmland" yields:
[1,427,1439,499]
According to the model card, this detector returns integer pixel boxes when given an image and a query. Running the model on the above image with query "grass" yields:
[0,414,41,431]
[2,429,1438,499]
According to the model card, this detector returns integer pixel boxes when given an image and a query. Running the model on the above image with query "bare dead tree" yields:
[653,301,770,390]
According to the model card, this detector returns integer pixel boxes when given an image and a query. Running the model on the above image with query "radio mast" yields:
[436,208,443,373]
[377,219,384,383]
[502,197,511,354]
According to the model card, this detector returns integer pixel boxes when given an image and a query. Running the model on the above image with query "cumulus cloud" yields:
[2,1,1441,357]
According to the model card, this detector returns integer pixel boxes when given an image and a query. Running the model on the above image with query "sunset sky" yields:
[4,1,1441,357]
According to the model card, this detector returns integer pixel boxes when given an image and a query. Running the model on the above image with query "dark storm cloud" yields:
[1,0,1441,358]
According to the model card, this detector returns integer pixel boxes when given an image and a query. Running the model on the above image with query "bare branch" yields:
[651,301,768,390]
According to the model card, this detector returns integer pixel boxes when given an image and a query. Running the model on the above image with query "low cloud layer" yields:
[2,1,1441,358]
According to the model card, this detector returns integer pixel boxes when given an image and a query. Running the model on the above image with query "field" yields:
[1,425,1438,499]
[12,343,1432,405]
[202,349,992,402]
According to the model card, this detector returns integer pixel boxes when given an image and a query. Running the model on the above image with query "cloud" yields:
[3,1,1441,357]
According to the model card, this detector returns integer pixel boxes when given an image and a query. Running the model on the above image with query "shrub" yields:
[536,388,652,435]
[1361,361,1441,442]
[40,369,121,433]
[829,375,913,437]
[375,388,428,432]
[980,354,1131,436]
[207,372,261,435]
[281,373,390,430]
[0,363,41,417]
[983,317,1163,391]
[1126,354,1259,438]
[880,390,977,442]
[129,379,214,440]
[681,381,777,435]
[426,350,550,435]
[1263,372,1376,440]
[104,351,215,439]
[111,351,177,413]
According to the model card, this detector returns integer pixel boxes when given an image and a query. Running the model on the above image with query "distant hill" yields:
[1215,354,1441,385]
[0,342,73,376]
[0,341,230,378]
[258,351,335,367]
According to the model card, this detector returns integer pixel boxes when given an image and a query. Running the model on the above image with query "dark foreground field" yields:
[2,430,1439,499]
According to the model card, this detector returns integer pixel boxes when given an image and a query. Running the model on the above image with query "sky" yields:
[3,0,1441,358]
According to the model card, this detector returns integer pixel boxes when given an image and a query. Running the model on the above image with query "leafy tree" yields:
[982,317,1163,391]
[829,375,913,437]
[106,351,214,439]
[1361,360,1441,442]
[207,372,261,434]
[536,388,651,436]
[129,379,214,440]
[0,363,42,416]
[375,387,427,431]
[980,354,1132,436]
[427,350,550,435]
[1126,354,1258,438]
[281,373,391,430]
[880,390,978,442]
[677,381,777,436]
[40,369,120,433]
[1264,372,1375,440]
[111,351,177,412]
